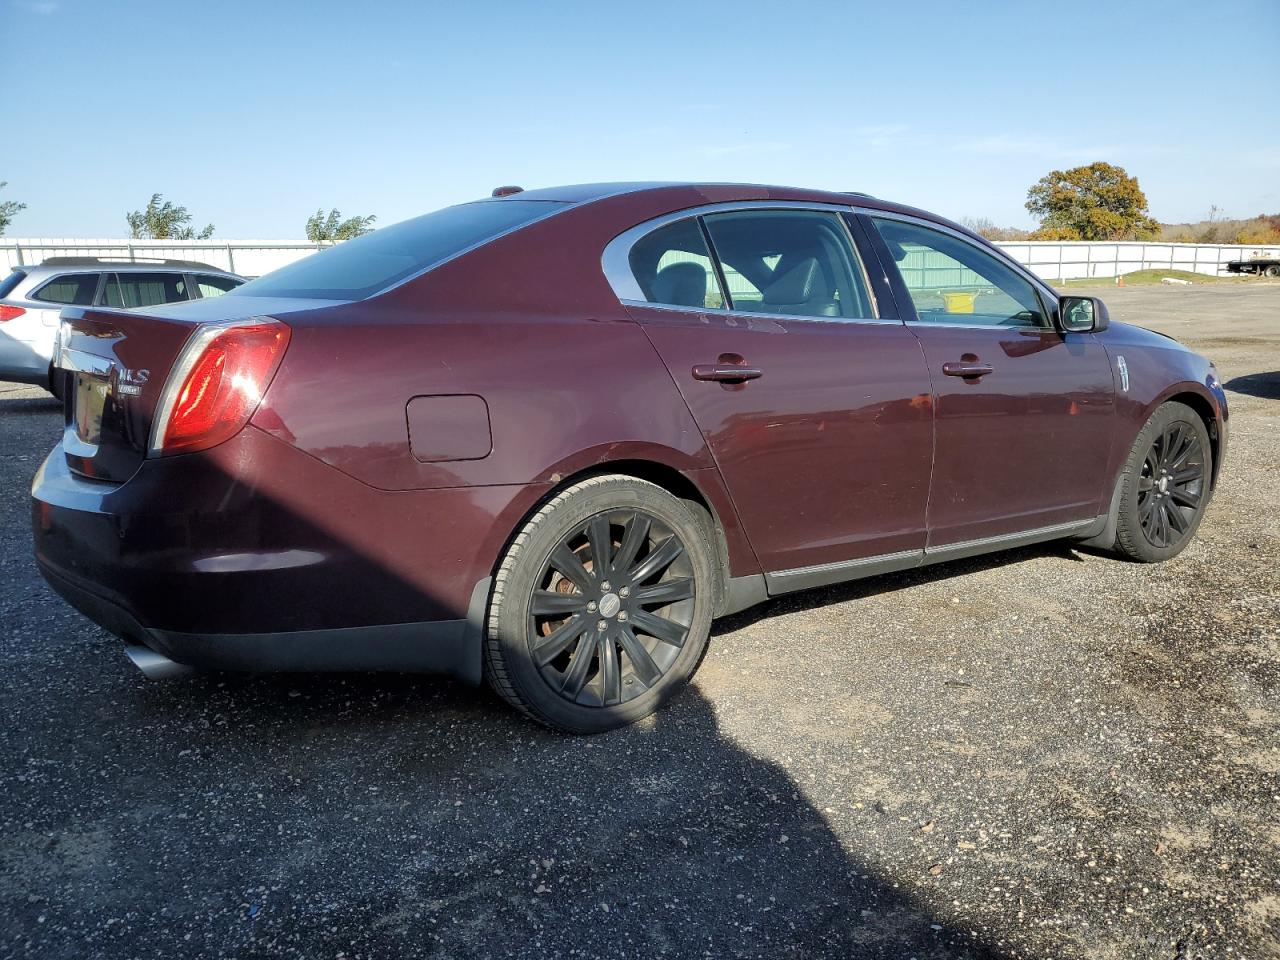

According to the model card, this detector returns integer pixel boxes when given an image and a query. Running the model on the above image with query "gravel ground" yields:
[1,284,1277,959]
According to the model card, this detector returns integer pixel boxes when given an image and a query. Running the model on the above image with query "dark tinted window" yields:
[628,218,725,309]
[702,210,873,319]
[0,269,27,299]
[194,274,241,298]
[102,272,190,308]
[871,218,1047,328]
[33,273,99,306]
[229,200,566,300]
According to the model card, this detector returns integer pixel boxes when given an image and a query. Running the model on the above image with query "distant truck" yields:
[1225,255,1280,278]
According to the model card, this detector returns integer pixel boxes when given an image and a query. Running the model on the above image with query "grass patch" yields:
[1055,269,1241,289]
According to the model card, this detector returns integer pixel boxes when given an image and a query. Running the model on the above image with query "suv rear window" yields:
[229,200,566,300]
[195,274,241,298]
[32,273,99,306]
[0,269,27,299]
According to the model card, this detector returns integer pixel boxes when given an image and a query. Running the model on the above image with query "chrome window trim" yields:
[601,200,884,324]
[618,299,901,327]
[855,207,1064,329]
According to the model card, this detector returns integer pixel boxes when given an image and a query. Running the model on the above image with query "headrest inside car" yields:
[652,262,707,308]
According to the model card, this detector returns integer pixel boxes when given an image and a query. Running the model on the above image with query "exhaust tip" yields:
[124,643,196,680]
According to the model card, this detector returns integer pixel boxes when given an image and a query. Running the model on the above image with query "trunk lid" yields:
[54,296,342,482]
[56,306,199,482]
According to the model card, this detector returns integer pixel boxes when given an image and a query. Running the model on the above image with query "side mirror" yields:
[1058,295,1110,333]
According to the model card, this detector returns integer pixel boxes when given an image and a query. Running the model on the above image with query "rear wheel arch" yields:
[498,459,734,616]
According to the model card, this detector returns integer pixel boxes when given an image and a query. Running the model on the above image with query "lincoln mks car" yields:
[32,183,1227,732]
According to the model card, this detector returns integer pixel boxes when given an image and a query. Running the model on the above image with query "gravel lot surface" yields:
[1,284,1277,959]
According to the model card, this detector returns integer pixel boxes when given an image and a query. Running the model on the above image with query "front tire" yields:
[484,475,717,733]
[1114,402,1212,562]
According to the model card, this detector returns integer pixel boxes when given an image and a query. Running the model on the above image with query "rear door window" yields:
[33,273,99,306]
[102,272,192,308]
[702,210,875,319]
[194,274,242,298]
[627,218,726,309]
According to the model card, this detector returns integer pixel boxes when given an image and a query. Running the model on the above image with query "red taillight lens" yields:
[152,318,290,456]
[0,305,26,322]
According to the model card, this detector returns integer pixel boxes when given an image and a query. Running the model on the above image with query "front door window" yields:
[871,218,1047,328]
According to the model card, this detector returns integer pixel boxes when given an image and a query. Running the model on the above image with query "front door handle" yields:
[942,361,994,379]
[692,363,763,384]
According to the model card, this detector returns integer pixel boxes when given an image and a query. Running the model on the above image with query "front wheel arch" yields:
[1160,389,1221,491]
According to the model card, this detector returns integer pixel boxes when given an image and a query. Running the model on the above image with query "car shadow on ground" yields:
[1224,370,1280,399]
[5,534,1042,958]
[7,654,1010,958]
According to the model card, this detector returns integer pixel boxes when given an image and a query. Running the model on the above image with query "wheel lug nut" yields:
[596,620,608,632]
[600,581,612,593]
[618,587,630,599]
[617,611,628,622]
[586,601,597,612]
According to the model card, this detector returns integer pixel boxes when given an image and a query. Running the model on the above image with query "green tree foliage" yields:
[305,208,377,243]
[0,181,27,236]
[126,194,214,240]
[1025,162,1159,241]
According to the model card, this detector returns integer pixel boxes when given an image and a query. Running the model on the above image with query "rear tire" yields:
[1264,264,1280,279]
[1113,402,1212,563]
[484,475,717,733]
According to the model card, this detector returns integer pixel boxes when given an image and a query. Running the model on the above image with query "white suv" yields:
[0,257,244,389]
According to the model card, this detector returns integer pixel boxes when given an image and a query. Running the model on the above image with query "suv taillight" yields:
[0,305,25,322]
[150,317,291,456]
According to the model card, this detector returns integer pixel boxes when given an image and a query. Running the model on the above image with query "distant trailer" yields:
[1225,257,1280,278]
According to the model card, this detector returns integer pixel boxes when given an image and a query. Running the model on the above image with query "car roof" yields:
[492,181,962,233]
[11,257,237,275]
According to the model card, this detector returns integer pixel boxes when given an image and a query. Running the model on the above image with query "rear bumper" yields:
[31,426,545,682]
[38,556,489,681]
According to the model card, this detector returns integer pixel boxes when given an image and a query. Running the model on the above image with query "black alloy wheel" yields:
[1114,401,1213,563]
[485,475,716,733]
[529,509,695,707]
[1136,421,1206,549]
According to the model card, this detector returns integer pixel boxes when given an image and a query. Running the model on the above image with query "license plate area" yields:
[72,374,109,446]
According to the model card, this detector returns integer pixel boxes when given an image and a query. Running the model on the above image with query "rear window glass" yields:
[195,274,241,298]
[0,269,27,299]
[33,273,98,306]
[229,200,566,300]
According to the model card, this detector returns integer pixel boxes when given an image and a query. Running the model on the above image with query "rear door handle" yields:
[942,361,994,379]
[692,363,763,383]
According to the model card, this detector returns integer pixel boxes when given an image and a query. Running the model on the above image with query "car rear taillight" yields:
[0,305,25,322]
[150,317,290,457]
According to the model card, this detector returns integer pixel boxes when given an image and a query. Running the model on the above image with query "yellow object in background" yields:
[941,291,979,314]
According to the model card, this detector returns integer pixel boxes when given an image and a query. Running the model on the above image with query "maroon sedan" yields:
[32,183,1227,732]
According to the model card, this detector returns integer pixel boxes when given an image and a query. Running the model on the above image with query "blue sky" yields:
[3,0,1277,237]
